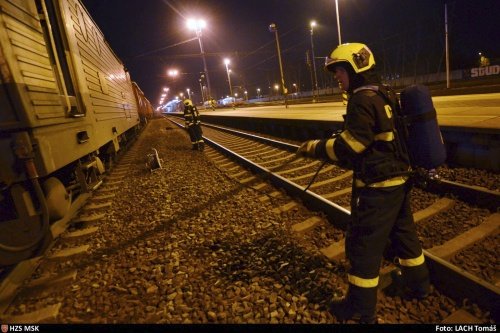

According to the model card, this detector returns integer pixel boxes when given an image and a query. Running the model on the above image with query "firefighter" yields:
[183,98,204,151]
[296,43,430,323]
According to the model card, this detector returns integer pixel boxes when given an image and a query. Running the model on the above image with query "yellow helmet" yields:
[183,99,193,106]
[325,43,375,74]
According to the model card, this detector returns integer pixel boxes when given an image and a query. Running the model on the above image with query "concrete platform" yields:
[200,92,500,133]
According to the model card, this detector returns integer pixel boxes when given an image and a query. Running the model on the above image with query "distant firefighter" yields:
[183,99,204,151]
[210,98,217,111]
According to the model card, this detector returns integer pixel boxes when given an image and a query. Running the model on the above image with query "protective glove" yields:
[296,140,319,157]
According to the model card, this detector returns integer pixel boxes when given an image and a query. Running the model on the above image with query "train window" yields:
[36,0,84,117]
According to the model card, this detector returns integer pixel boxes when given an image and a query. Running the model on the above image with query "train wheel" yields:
[0,184,52,266]
[43,177,70,221]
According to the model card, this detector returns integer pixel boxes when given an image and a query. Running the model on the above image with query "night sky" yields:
[80,0,500,105]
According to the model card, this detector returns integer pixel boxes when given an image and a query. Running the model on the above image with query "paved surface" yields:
[200,92,500,131]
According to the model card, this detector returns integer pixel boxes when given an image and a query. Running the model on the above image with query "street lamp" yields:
[187,18,212,99]
[269,23,288,108]
[186,88,191,99]
[224,58,234,97]
[257,88,261,98]
[244,90,248,101]
[310,20,319,102]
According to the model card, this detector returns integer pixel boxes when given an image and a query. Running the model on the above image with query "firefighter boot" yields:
[401,264,431,300]
[329,284,378,324]
[191,143,198,150]
[198,141,205,151]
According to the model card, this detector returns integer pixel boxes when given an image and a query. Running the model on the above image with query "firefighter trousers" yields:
[187,123,204,149]
[345,181,429,313]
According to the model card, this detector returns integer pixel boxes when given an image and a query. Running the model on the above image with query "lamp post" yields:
[310,21,319,102]
[187,18,212,99]
[257,88,261,99]
[198,78,204,104]
[445,3,450,88]
[269,23,288,108]
[224,58,233,97]
[186,88,191,99]
[334,0,342,45]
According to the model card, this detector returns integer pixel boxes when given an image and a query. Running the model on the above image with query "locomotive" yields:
[0,0,152,265]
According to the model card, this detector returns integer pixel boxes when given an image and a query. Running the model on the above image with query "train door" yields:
[35,0,84,117]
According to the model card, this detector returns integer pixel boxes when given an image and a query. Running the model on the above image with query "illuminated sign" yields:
[470,65,500,78]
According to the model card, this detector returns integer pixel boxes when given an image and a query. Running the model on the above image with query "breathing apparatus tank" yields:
[399,84,446,170]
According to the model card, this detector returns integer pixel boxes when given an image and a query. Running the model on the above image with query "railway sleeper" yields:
[105,175,125,181]
[104,180,124,187]
[428,212,499,259]
[240,176,258,184]
[275,160,322,175]
[272,201,299,214]
[259,190,283,202]
[95,186,121,193]
[71,213,106,225]
[291,216,324,233]
[3,303,61,324]
[82,202,112,211]
[251,182,269,191]
[413,197,456,223]
[91,193,116,201]
[288,165,335,182]
[61,227,99,242]
[307,171,353,190]
[17,270,77,298]
[46,245,89,262]
[218,161,238,169]
[441,309,484,324]
[0,257,41,315]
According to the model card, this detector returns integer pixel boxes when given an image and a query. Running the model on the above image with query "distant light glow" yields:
[187,18,206,31]
[168,69,179,77]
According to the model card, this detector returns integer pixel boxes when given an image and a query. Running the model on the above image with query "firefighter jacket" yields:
[183,104,200,127]
[305,84,410,187]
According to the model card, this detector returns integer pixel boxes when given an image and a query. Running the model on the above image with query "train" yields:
[0,0,152,265]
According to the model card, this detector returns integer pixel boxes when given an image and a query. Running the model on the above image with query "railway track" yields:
[168,117,499,323]
[0,117,497,324]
